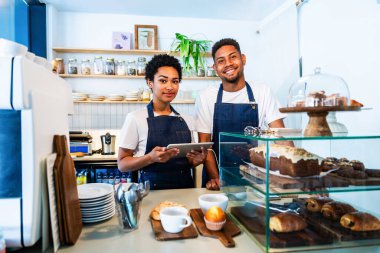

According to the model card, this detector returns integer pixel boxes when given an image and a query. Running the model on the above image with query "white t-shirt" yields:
[195,83,286,134]
[119,107,195,157]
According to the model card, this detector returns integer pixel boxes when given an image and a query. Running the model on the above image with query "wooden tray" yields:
[190,208,241,247]
[150,218,198,241]
[296,199,380,241]
[230,206,332,248]
[328,172,380,186]
[240,165,349,190]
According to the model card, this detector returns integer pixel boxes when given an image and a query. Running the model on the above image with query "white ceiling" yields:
[40,0,289,21]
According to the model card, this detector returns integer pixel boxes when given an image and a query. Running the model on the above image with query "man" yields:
[195,38,286,190]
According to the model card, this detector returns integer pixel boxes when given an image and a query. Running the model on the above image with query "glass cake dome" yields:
[287,67,351,108]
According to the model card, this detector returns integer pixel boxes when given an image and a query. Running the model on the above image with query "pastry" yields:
[321,161,337,172]
[338,157,350,163]
[337,167,367,179]
[350,99,364,107]
[321,201,356,221]
[350,160,365,171]
[340,212,380,231]
[365,169,380,178]
[269,212,307,233]
[249,144,321,177]
[305,197,333,212]
[150,201,185,221]
[305,90,326,107]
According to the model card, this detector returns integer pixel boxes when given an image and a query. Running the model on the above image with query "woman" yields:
[118,54,207,190]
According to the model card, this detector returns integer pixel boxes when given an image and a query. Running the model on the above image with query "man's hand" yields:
[206,178,220,190]
[186,147,208,167]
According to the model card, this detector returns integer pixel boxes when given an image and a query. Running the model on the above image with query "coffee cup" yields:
[160,206,192,233]
[198,193,228,214]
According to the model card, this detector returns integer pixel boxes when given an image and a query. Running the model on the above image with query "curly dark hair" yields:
[145,54,182,82]
[211,38,241,60]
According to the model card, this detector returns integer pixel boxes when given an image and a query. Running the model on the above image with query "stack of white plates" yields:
[125,90,139,101]
[88,94,106,101]
[77,183,115,224]
[72,92,88,101]
[107,94,125,101]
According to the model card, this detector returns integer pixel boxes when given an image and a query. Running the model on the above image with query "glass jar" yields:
[137,57,147,76]
[55,58,65,74]
[127,60,137,76]
[197,66,205,77]
[105,58,115,75]
[142,88,151,101]
[0,227,5,253]
[115,60,126,76]
[206,66,215,77]
[93,56,104,75]
[81,59,91,75]
[67,58,78,74]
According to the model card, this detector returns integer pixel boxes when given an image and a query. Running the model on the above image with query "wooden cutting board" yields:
[230,206,332,248]
[240,165,349,189]
[190,208,241,247]
[150,218,198,241]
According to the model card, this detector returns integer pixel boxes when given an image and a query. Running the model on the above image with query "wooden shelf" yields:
[60,74,219,80]
[52,47,212,57]
[73,100,195,104]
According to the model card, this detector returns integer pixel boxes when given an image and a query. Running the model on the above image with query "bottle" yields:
[105,58,115,75]
[81,59,91,75]
[108,171,114,185]
[114,172,121,185]
[127,60,137,76]
[142,88,150,102]
[93,56,104,75]
[115,60,126,75]
[96,172,103,183]
[137,57,147,76]
[54,58,65,74]
[0,227,6,253]
[121,173,127,183]
[67,58,78,74]
[102,173,108,184]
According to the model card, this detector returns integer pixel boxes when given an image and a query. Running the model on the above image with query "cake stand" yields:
[279,106,361,136]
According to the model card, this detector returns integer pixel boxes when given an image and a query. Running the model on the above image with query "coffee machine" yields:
[0,39,73,247]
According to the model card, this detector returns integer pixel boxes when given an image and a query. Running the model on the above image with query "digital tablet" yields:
[166,142,214,158]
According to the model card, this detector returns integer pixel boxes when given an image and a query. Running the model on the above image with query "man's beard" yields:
[222,70,242,83]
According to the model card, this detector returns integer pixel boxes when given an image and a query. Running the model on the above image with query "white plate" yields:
[80,196,114,207]
[82,209,115,223]
[82,206,115,218]
[77,183,113,200]
[81,202,115,213]
[79,192,114,203]
[82,204,115,215]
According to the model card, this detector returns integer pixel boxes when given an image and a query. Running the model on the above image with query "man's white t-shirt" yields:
[119,108,195,157]
[195,83,286,135]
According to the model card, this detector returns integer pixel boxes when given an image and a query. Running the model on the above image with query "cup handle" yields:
[179,215,192,229]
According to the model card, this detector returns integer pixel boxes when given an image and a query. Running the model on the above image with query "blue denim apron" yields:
[202,82,259,186]
[140,101,194,190]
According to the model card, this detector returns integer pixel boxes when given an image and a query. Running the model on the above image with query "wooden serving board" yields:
[240,165,349,190]
[328,172,380,186]
[295,199,380,241]
[190,208,241,247]
[230,206,332,248]
[150,218,198,241]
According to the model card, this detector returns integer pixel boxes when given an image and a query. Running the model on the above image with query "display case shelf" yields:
[219,131,380,252]
[73,100,195,104]
[60,74,219,80]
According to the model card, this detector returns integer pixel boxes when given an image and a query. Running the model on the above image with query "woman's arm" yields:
[117,146,180,172]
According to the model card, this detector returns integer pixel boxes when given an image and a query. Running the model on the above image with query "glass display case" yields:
[219,131,380,252]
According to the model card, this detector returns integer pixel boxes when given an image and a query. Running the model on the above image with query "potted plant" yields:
[171,33,212,76]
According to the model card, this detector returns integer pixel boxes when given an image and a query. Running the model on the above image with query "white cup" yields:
[198,193,228,214]
[160,206,192,233]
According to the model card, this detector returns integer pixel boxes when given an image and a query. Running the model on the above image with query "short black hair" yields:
[211,38,241,59]
[145,54,182,82]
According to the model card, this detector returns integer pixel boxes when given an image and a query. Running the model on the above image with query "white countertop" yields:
[56,188,380,253]
[72,154,117,162]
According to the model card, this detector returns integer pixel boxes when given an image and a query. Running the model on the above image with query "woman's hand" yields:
[148,146,179,163]
[186,147,208,167]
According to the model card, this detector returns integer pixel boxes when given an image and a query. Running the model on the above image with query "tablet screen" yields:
[166,142,214,158]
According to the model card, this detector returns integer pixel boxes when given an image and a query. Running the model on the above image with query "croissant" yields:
[321,201,356,221]
[305,197,333,212]
[340,212,380,231]
[269,212,307,233]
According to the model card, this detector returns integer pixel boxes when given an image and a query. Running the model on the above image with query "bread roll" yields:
[321,201,356,221]
[269,212,307,233]
[305,197,333,212]
[340,212,380,231]
[150,201,185,221]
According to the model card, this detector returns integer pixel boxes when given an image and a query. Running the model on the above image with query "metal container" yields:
[100,132,116,155]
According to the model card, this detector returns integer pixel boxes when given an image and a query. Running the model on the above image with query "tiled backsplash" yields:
[69,102,196,130]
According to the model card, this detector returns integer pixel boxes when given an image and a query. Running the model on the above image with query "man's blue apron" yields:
[202,82,259,187]
[140,101,194,190]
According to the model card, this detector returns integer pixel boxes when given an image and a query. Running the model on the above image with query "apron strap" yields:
[216,82,256,103]
[147,100,180,118]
